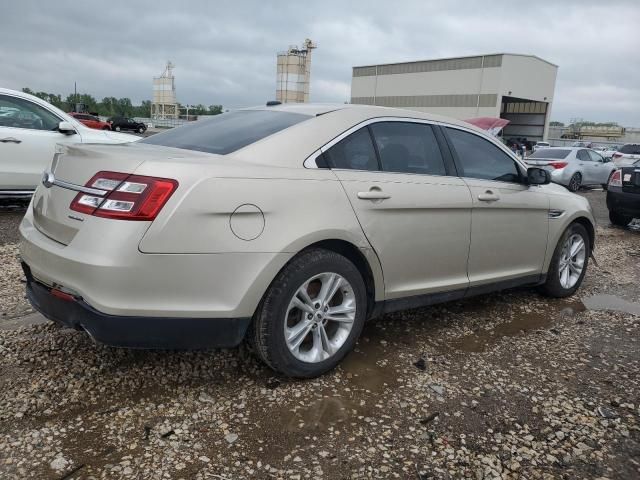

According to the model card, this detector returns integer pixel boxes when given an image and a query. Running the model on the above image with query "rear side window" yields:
[323,127,378,171]
[141,110,310,155]
[369,122,446,176]
[619,144,640,154]
[529,149,570,159]
[445,127,520,183]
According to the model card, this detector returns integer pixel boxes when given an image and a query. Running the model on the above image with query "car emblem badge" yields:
[42,171,55,188]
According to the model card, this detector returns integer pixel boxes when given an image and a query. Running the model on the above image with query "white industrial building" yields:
[351,53,558,141]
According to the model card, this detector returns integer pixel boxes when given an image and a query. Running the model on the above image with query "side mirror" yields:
[58,121,76,135]
[527,167,551,185]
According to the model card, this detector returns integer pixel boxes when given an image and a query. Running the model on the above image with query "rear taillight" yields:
[612,153,623,159]
[70,171,178,221]
[548,161,568,169]
[608,169,622,187]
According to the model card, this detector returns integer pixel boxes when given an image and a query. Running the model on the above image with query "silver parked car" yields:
[526,147,617,192]
[612,143,640,167]
[20,104,595,377]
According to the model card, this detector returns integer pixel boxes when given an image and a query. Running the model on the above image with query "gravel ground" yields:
[0,192,638,479]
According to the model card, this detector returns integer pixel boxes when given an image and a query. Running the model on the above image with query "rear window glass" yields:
[141,110,309,155]
[528,149,571,159]
[619,144,640,154]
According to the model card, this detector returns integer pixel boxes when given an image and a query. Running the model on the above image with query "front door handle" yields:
[0,137,21,144]
[357,188,391,201]
[478,190,500,202]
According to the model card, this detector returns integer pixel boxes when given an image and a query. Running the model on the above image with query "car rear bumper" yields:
[23,263,251,349]
[607,187,640,217]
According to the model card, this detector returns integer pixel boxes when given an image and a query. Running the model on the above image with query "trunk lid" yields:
[32,143,151,245]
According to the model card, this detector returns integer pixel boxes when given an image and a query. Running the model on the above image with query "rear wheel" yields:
[114,126,121,132]
[540,223,590,298]
[609,211,633,227]
[250,249,367,378]
[568,172,582,192]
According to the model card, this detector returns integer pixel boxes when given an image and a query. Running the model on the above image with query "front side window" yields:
[445,127,520,183]
[141,110,310,155]
[369,122,446,176]
[0,94,61,131]
[577,150,591,162]
[323,127,378,171]
[587,150,604,162]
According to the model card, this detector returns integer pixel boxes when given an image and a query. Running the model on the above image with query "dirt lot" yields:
[0,192,638,479]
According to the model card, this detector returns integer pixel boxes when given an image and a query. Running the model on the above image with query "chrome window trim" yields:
[303,116,528,182]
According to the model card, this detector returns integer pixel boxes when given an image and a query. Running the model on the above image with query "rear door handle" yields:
[478,190,500,202]
[357,188,391,200]
[0,137,21,144]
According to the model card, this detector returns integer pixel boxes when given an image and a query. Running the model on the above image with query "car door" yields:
[327,120,473,300]
[0,93,80,192]
[575,149,594,183]
[443,126,549,288]
[586,150,611,184]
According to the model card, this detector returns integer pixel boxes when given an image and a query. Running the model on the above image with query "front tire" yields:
[250,248,367,378]
[114,126,121,132]
[539,223,590,298]
[609,211,633,227]
[568,172,582,192]
[138,126,145,134]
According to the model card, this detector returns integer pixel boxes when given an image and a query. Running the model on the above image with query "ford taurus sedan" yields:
[20,104,596,378]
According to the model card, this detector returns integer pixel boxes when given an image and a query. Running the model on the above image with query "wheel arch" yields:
[572,216,595,253]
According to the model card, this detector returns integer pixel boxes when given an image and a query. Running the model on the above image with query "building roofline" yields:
[353,53,558,70]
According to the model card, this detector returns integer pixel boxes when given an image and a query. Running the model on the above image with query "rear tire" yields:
[250,248,367,378]
[568,172,582,192]
[114,126,121,132]
[539,223,590,298]
[609,211,633,227]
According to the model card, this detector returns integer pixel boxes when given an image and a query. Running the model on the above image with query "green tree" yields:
[549,121,564,127]
[208,104,223,115]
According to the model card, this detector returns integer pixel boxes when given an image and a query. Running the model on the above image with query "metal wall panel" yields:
[351,93,497,109]
[352,55,502,77]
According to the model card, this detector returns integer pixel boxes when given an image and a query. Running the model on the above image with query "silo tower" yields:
[276,39,317,103]
[152,61,178,119]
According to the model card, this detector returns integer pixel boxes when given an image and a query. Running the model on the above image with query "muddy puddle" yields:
[446,299,585,353]
[582,294,640,315]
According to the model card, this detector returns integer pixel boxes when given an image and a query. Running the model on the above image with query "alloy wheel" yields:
[558,233,586,289]
[569,173,581,192]
[284,272,356,363]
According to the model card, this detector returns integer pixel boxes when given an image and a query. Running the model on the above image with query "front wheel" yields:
[609,211,633,227]
[539,223,590,298]
[114,126,121,132]
[568,172,582,192]
[138,126,145,134]
[250,249,367,378]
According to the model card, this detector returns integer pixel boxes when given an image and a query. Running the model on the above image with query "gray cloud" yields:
[1,0,639,125]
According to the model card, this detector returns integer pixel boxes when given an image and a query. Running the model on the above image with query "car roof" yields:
[245,102,487,133]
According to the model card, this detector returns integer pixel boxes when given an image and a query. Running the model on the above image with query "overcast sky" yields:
[2,0,639,125]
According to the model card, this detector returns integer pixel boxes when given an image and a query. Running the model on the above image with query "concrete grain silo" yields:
[276,39,316,103]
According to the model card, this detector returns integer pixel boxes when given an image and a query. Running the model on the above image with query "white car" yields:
[612,144,640,167]
[20,104,596,378]
[533,141,550,152]
[0,88,138,198]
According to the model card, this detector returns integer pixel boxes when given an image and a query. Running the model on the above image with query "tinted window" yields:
[577,150,591,161]
[446,127,520,182]
[528,149,571,159]
[141,110,309,155]
[369,122,446,176]
[619,144,640,154]
[323,127,378,171]
[587,150,603,162]
[0,94,61,131]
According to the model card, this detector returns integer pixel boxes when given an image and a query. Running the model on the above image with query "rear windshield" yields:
[528,149,571,159]
[619,144,640,155]
[141,110,310,155]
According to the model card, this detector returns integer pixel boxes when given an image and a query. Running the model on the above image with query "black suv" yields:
[108,117,147,134]
[607,166,640,227]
